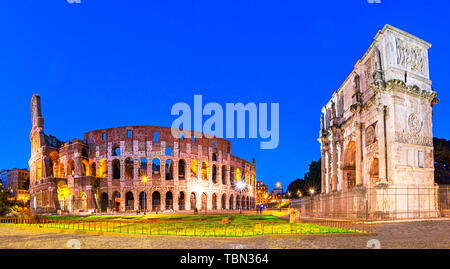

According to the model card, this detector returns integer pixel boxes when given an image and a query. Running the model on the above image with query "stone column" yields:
[120,191,125,212]
[321,149,326,193]
[331,141,338,191]
[377,106,388,183]
[160,191,166,211]
[355,122,363,186]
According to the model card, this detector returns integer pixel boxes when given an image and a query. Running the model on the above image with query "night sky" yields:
[0,0,449,191]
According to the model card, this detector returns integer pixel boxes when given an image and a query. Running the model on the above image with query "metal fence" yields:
[292,184,447,220]
[0,217,373,236]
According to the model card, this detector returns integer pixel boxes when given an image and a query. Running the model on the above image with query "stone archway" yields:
[343,141,356,189]
[100,192,108,212]
[369,158,379,186]
[190,192,197,211]
[152,191,161,211]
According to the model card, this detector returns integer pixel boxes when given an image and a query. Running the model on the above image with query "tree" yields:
[287,179,308,198]
[434,137,450,185]
[304,158,321,193]
[0,183,12,216]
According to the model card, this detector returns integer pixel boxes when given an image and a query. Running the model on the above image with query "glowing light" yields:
[142,176,148,183]
[236,180,246,191]
[309,188,315,195]
[276,182,281,188]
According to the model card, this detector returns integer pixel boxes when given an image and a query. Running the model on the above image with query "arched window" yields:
[165,159,173,180]
[222,166,227,185]
[90,162,97,177]
[67,159,75,176]
[190,160,198,178]
[152,158,160,178]
[165,147,173,157]
[125,158,134,179]
[201,161,209,180]
[112,145,120,156]
[112,159,120,179]
[236,168,241,182]
[212,153,217,162]
[178,160,186,179]
[139,158,147,177]
[166,191,173,210]
[212,165,217,184]
[100,159,108,177]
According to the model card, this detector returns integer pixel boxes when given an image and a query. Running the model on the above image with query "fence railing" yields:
[292,184,447,220]
[0,217,373,237]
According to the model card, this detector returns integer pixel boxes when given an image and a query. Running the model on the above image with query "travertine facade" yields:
[319,25,439,219]
[29,94,256,214]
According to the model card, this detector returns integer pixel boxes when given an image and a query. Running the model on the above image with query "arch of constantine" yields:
[316,25,439,219]
[28,94,256,214]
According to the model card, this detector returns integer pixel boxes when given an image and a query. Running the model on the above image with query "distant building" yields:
[256,181,268,205]
[0,168,30,204]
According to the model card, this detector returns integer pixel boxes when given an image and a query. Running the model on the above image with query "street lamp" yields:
[276,182,282,211]
[236,180,246,214]
[309,188,315,196]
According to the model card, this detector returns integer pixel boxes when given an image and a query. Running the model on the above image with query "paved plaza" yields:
[0,220,448,249]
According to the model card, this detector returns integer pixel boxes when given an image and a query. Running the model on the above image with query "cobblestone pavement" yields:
[0,220,448,249]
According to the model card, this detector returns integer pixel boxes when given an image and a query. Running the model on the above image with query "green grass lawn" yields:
[3,214,366,237]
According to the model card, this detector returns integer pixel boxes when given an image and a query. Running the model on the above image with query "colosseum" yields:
[28,94,256,214]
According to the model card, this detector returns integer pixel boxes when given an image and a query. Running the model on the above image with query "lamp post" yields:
[276,182,281,211]
[236,180,246,214]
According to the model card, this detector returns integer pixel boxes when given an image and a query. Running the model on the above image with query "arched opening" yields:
[343,141,356,189]
[152,191,160,211]
[100,193,109,212]
[100,159,108,177]
[222,166,227,185]
[190,160,198,179]
[212,193,217,210]
[68,159,75,176]
[112,159,121,179]
[80,192,88,212]
[139,192,147,211]
[212,153,217,162]
[212,165,217,184]
[245,172,249,185]
[201,161,209,181]
[369,158,379,186]
[112,191,121,212]
[166,191,173,210]
[165,147,173,157]
[236,195,241,209]
[236,168,241,182]
[90,161,97,177]
[178,159,186,180]
[229,195,234,210]
[81,160,89,176]
[201,193,207,210]
[49,151,59,177]
[152,157,160,179]
[190,192,197,210]
[125,191,134,211]
[165,159,173,180]
[246,196,250,210]
[139,158,147,177]
[221,194,226,209]
[112,145,120,156]
[178,192,185,210]
[125,158,134,179]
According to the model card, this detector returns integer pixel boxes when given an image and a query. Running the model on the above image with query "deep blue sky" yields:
[0,0,449,191]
